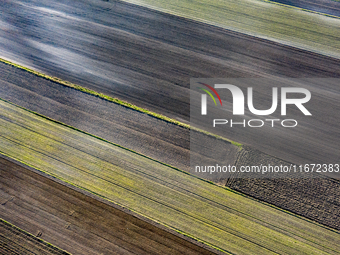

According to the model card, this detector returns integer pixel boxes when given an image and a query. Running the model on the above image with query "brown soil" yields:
[0,156,221,255]
[0,218,69,255]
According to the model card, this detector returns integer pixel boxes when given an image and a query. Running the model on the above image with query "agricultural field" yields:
[1,0,339,167]
[228,146,340,231]
[1,0,340,254]
[0,99,340,254]
[0,218,69,255]
[0,60,240,180]
[122,0,340,57]
[0,157,218,255]
[1,60,340,231]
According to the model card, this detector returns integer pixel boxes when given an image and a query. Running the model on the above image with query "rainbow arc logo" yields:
[198,82,222,115]
[198,82,222,106]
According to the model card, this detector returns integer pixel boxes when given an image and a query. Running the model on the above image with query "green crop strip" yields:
[0,58,242,148]
[0,98,339,255]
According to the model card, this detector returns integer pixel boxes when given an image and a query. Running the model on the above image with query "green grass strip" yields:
[0,57,242,148]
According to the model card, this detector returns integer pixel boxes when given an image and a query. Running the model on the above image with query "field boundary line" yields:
[0,57,242,147]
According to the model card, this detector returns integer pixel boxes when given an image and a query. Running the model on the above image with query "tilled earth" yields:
[0,156,221,255]
[0,219,69,255]
[226,146,340,231]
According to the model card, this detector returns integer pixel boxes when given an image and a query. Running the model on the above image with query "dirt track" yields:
[0,156,220,255]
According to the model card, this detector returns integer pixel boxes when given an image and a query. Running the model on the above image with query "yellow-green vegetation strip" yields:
[0,99,339,255]
[121,0,340,58]
[0,57,242,148]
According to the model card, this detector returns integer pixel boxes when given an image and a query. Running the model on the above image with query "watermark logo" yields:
[198,82,223,115]
[198,82,312,128]
[200,84,312,116]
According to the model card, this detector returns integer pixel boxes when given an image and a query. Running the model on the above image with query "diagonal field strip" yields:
[0,99,339,254]
[121,0,340,58]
